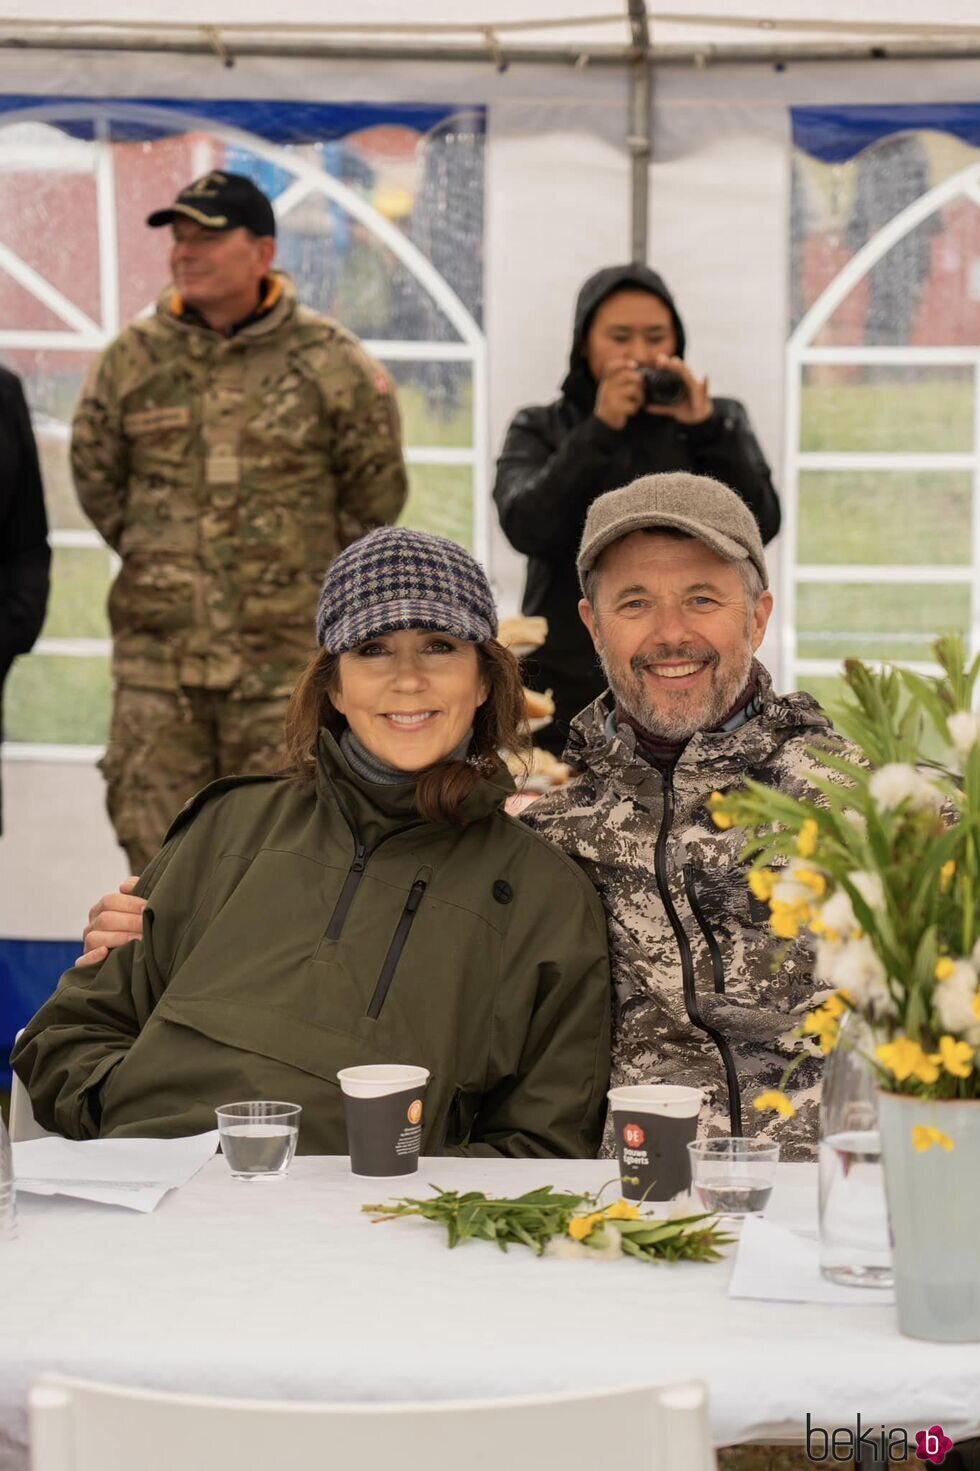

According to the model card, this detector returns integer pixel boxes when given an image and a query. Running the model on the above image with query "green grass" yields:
[44,546,112,640]
[4,654,110,746]
[400,465,472,549]
[796,583,970,663]
[798,471,972,565]
[800,375,974,453]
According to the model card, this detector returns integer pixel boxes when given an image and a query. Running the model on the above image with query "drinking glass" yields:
[215,1101,301,1180]
[688,1137,780,1217]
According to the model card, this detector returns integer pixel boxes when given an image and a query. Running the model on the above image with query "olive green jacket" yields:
[70,274,408,697]
[13,735,611,1157]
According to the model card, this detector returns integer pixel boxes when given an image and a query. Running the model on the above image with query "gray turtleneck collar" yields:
[339,727,473,785]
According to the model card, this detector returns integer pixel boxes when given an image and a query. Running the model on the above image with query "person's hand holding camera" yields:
[594,354,713,432]
[644,353,713,426]
[593,358,646,431]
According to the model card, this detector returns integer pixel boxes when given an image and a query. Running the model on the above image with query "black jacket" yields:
[0,367,50,829]
[493,264,781,753]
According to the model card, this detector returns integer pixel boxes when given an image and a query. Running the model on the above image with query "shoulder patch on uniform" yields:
[163,771,289,843]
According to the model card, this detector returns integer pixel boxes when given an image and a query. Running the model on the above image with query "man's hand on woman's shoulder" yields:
[77,875,146,966]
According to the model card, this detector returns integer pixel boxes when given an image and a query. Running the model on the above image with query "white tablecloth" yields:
[2,1156,979,1469]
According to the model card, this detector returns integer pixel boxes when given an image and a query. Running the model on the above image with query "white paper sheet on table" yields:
[729,1214,895,1305]
[12,1131,220,1212]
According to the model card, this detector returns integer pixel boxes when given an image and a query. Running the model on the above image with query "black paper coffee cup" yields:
[338,1065,429,1178]
[607,1085,702,1203]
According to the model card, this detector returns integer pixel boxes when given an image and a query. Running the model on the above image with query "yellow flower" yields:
[822,991,852,1021]
[602,1199,640,1221]
[940,860,956,891]
[973,994,980,1022]
[912,1125,955,1154]
[935,957,956,982]
[938,1034,974,1079]
[568,1214,598,1241]
[796,819,819,858]
[794,867,828,898]
[748,868,777,902]
[808,918,840,942]
[875,1038,942,1085]
[803,1006,840,1054]
[753,1089,797,1119]
[769,899,813,940]
[709,792,734,830]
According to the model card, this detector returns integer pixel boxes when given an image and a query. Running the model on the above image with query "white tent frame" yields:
[782,159,980,689]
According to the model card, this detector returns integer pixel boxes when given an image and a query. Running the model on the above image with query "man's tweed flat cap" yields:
[576,472,768,591]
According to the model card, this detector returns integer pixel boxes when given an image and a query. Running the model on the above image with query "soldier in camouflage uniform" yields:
[522,471,863,1160]
[72,172,408,871]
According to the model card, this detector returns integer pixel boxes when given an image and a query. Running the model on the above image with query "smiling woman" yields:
[13,527,612,1159]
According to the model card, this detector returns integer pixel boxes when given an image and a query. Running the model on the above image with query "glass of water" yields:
[818,1128,893,1287]
[688,1137,780,1218]
[215,1101,302,1181]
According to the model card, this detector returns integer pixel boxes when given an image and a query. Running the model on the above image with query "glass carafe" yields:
[818,1010,892,1287]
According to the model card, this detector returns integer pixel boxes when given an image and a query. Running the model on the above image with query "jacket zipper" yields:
[322,843,370,941]
[366,876,428,1020]
[652,772,743,1136]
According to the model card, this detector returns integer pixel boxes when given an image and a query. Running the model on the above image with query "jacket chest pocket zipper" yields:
[366,878,428,1020]
[322,845,369,942]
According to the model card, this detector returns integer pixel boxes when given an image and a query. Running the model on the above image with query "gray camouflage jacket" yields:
[71,273,408,697]
[522,665,858,1159]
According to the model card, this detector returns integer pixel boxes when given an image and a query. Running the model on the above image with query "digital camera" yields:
[642,367,686,407]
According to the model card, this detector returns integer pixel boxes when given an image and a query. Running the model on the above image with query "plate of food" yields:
[498,615,548,657]
[523,686,554,732]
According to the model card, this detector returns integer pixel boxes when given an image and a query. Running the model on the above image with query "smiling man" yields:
[71,171,407,871]
[522,471,859,1158]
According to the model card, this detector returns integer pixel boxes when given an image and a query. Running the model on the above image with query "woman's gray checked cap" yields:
[316,527,498,654]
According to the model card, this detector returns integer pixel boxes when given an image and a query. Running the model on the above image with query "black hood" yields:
[561,262,686,411]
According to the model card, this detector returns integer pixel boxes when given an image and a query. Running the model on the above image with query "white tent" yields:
[1,2,978,949]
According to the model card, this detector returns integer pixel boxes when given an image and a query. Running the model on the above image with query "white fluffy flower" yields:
[831,936,896,1018]
[849,871,885,911]
[934,960,980,1044]
[814,937,845,985]
[772,868,817,906]
[817,888,859,939]
[869,763,943,815]
[947,711,980,760]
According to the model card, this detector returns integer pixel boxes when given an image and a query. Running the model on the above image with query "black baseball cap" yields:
[146,171,276,237]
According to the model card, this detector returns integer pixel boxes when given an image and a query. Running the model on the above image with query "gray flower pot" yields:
[877,1090,980,1342]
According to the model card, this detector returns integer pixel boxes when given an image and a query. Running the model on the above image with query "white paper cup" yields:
[607,1084,702,1202]
[337,1065,430,1177]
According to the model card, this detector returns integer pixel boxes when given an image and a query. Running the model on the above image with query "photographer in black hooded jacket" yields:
[494,264,781,756]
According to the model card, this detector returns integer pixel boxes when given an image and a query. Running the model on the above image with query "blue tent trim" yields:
[0,95,481,144]
[793,103,980,163]
[0,938,76,1090]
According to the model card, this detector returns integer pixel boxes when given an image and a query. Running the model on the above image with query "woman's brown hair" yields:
[283,639,529,825]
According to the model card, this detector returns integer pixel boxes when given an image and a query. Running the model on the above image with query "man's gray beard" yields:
[599,640,754,741]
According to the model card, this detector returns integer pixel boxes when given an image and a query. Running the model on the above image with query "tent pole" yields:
[627,0,651,265]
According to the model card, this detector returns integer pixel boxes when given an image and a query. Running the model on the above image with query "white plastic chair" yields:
[30,1373,716,1471]
[10,1031,53,1142]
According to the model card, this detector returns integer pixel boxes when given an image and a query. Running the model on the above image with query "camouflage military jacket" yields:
[522,665,860,1159]
[71,274,408,696]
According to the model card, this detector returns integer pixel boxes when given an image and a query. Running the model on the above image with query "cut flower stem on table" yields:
[362,1183,734,1263]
